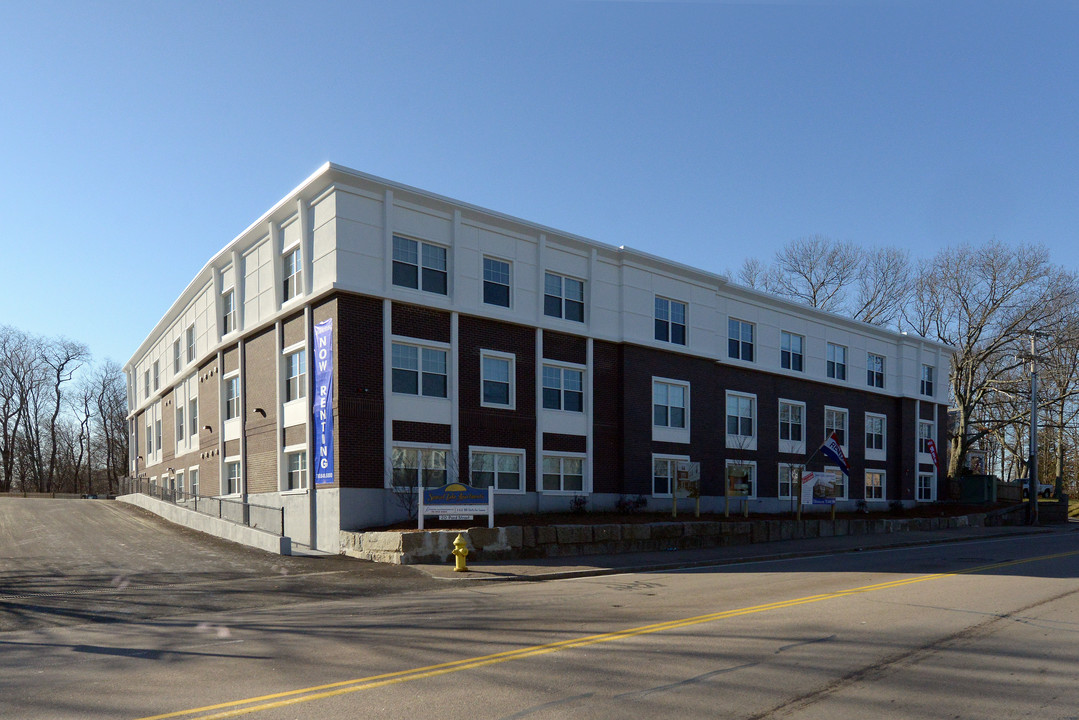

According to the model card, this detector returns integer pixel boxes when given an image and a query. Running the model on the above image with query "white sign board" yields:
[801,471,838,505]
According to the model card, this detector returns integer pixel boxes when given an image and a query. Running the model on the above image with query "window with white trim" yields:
[825,465,848,500]
[391,446,447,488]
[224,376,240,420]
[224,460,241,495]
[825,407,848,448]
[726,392,756,441]
[285,350,307,402]
[778,463,798,499]
[865,471,884,501]
[188,398,198,438]
[155,419,161,456]
[190,468,199,497]
[827,343,847,381]
[153,361,160,391]
[470,449,523,491]
[653,380,687,429]
[652,454,688,497]
[728,318,754,361]
[282,246,301,302]
[175,469,184,496]
[222,289,236,334]
[779,400,804,445]
[917,473,934,501]
[481,352,514,408]
[921,364,935,396]
[145,420,153,455]
[173,340,181,374]
[542,455,585,492]
[392,343,448,398]
[392,236,448,295]
[919,420,934,454]
[867,352,885,388]
[483,257,511,307]
[544,272,584,322]
[542,365,583,412]
[726,460,757,498]
[186,325,196,363]
[176,406,184,443]
[285,450,307,490]
[781,332,804,372]
[654,297,686,345]
[866,413,886,460]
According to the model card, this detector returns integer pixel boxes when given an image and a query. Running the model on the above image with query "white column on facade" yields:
[299,199,313,297]
[536,234,546,325]
[304,305,316,549]
[586,337,594,496]
[270,221,282,313]
[213,264,225,344]
[535,327,543,509]
[451,210,462,299]
[450,311,460,481]
[382,299,393,489]
[383,190,394,293]
[239,337,247,499]
[274,319,284,492]
[588,248,598,329]
[231,249,244,333]
[216,349,225,495]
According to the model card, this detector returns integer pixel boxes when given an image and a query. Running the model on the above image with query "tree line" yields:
[0,325,128,495]
[738,237,1079,487]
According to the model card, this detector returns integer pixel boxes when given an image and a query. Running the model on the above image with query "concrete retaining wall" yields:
[119,493,292,556]
[340,509,1025,565]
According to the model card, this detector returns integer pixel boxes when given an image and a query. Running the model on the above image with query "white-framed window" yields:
[542,364,584,412]
[544,272,584,322]
[224,375,240,420]
[781,331,804,372]
[470,448,524,492]
[921,364,935,396]
[482,256,511,307]
[285,449,307,491]
[173,340,181,374]
[392,236,448,295]
[222,289,236,334]
[824,465,848,500]
[725,460,757,499]
[779,400,805,453]
[176,406,185,443]
[652,454,689,497]
[825,406,848,450]
[155,419,161,456]
[175,469,184,496]
[654,297,687,345]
[919,420,935,455]
[728,318,754,361]
[392,343,448,398]
[542,454,586,493]
[189,467,199,497]
[867,352,885,388]
[390,446,449,488]
[144,370,150,399]
[778,462,799,499]
[481,351,514,408]
[827,343,847,381]
[282,246,301,302]
[189,398,198,438]
[285,349,307,402]
[653,379,687,429]
[865,470,885,501]
[145,420,153,455]
[186,325,196,363]
[153,361,160,391]
[726,391,756,449]
[224,459,241,495]
[865,413,887,461]
[917,473,935,501]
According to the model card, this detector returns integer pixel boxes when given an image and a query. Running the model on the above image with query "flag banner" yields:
[927,439,939,471]
[313,318,334,485]
[819,433,850,477]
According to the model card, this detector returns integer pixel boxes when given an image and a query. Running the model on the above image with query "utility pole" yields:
[1029,334,1038,525]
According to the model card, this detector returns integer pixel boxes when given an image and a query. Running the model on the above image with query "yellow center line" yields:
[136,548,1079,720]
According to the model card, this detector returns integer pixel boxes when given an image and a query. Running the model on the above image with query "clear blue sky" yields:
[3,0,1078,365]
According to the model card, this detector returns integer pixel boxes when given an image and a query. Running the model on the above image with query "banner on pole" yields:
[926,439,939,471]
[313,318,334,485]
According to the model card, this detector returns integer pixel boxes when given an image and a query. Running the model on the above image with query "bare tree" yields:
[761,235,862,313]
[41,338,90,491]
[851,247,912,327]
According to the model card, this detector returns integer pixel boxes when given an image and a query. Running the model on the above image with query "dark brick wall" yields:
[458,316,536,489]
[543,330,586,365]
[283,311,305,348]
[592,340,623,494]
[392,303,450,343]
[197,359,221,495]
[393,421,451,445]
[543,433,586,453]
[244,327,279,494]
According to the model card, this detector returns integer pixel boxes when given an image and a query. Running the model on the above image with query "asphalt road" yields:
[3,498,1078,719]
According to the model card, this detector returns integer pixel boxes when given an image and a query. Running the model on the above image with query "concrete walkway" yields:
[415,522,1075,582]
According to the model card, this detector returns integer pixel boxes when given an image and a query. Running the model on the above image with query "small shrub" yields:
[570,494,588,514]
[615,494,647,514]
[856,499,868,514]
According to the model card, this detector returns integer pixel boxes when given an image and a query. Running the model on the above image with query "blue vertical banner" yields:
[313,318,335,484]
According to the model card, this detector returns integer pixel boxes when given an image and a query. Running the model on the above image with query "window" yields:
[827,343,847,381]
[917,473,934,501]
[544,272,584,322]
[825,465,848,500]
[919,421,934,454]
[652,455,688,497]
[186,325,196,363]
[866,471,884,501]
[224,460,241,495]
[222,289,236,334]
[867,353,885,388]
[391,344,448,398]
[921,364,935,396]
[173,340,181,374]
[778,463,798,499]
[155,420,162,456]
[866,414,886,456]
[825,407,848,448]
[146,421,153,455]
[282,246,301,302]
[726,392,755,438]
[144,371,150,399]
[286,450,307,490]
[225,376,240,420]
[542,455,584,492]
[188,398,198,438]
[779,401,804,444]
[471,450,523,491]
[176,406,184,443]
[781,332,804,371]
[153,361,159,391]
[189,468,199,497]
[391,447,448,488]
[542,365,583,412]
[392,236,447,294]
[481,352,514,407]
[728,318,754,361]
[653,380,686,428]
[654,297,687,345]
[482,257,511,307]
[175,470,184,496]
[726,460,757,498]
[285,350,307,402]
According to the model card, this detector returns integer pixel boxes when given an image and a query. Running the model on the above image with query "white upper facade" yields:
[126,162,953,415]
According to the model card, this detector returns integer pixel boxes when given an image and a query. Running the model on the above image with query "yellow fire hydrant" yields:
[451,533,470,572]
